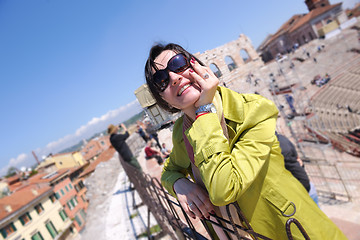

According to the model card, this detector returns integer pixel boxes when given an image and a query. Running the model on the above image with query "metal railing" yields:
[119,156,311,240]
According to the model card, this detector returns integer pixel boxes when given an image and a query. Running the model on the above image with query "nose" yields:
[168,72,182,87]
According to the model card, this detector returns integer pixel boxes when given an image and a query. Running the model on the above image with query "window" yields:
[35,204,44,215]
[31,232,44,240]
[225,56,237,71]
[59,209,68,221]
[100,141,105,146]
[81,195,86,203]
[65,186,69,192]
[209,63,222,78]
[60,189,65,195]
[69,183,73,189]
[49,194,57,203]
[80,209,86,219]
[19,212,32,225]
[309,32,313,40]
[74,215,82,226]
[1,223,17,238]
[67,197,78,210]
[240,49,251,63]
[45,221,58,239]
[55,192,61,199]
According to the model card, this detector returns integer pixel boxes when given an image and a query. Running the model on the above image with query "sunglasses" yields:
[153,53,191,92]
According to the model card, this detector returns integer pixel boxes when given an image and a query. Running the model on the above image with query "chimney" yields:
[5,205,12,213]
[31,189,38,196]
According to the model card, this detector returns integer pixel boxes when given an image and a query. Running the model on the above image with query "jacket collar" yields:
[217,86,244,124]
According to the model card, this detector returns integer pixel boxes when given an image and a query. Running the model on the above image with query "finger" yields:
[189,62,210,87]
[193,197,214,219]
[190,57,217,80]
[199,196,216,215]
[190,57,209,77]
[189,68,208,89]
[188,202,203,219]
[180,200,196,219]
[186,205,196,219]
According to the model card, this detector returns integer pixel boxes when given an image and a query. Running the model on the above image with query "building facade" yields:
[81,135,111,162]
[36,152,86,173]
[28,169,88,233]
[0,184,73,240]
[257,0,347,62]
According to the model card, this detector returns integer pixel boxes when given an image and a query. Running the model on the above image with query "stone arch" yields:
[209,63,222,78]
[224,56,237,72]
[240,49,251,63]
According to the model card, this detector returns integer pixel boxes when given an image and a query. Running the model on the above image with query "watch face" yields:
[196,103,216,114]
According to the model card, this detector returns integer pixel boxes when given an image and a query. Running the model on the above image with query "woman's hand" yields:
[189,57,219,108]
[173,178,215,219]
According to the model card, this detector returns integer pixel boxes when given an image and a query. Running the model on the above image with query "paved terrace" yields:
[80,26,360,239]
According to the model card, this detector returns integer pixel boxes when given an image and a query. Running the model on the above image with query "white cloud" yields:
[2,100,143,176]
[9,153,28,166]
[0,153,29,176]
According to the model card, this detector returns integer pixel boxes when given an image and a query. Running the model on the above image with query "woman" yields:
[144,43,347,239]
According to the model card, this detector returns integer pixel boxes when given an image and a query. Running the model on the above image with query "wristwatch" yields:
[195,103,217,115]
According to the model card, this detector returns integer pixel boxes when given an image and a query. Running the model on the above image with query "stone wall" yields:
[194,34,264,93]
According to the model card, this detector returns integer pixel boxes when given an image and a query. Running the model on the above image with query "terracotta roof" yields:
[79,147,116,178]
[67,165,85,175]
[28,168,70,184]
[51,151,77,157]
[0,184,52,220]
[262,14,305,48]
[290,3,342,32]
[261,3,342,49]
[5,174,21,184]
[8,182,24,192]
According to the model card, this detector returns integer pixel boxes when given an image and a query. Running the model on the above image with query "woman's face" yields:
[153,50,201,112]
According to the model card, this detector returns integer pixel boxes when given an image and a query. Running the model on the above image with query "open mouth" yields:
[177,83,191,96]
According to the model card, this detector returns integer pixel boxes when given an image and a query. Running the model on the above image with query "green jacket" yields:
[161,87,347,239]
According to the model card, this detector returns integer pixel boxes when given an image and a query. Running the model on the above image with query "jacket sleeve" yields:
[161,119,191,197]
[111,131,129,142]
[186,95,279,206]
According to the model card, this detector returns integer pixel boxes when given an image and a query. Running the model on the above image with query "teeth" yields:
[178,84,191,96]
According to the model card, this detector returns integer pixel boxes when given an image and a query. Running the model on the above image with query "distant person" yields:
[145,120,162,149]
[276,132,319,206]
[107,123,142,170]
[160,143,171,158]
[136,124,148,143]
[144,140,164,165]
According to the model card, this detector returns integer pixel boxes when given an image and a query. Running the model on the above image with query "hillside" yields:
[58,110,146,154]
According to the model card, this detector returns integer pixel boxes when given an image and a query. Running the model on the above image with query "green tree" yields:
[6,166,18,178]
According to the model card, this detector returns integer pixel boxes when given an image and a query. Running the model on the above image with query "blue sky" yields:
[0,0,357,176]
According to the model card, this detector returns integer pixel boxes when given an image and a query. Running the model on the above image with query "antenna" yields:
[32,151,40,165]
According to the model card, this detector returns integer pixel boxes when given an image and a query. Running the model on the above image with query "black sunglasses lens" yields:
[168,54,189,73]
[153,70,169,91]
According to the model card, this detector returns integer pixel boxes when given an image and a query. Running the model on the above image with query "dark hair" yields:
[144,43,204,113]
